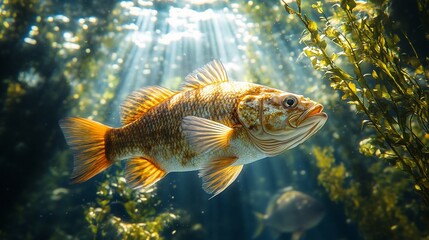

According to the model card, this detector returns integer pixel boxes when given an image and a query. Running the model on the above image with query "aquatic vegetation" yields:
[85,173,180,239]
[312,146,427,239]
[282,0,429,203]
[0,0,38,41]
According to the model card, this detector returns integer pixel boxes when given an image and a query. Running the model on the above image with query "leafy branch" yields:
[85,173,179,239]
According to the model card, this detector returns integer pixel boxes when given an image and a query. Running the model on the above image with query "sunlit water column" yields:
[107,2,265,122]
[102,2,264,238]
[97,1,326,239]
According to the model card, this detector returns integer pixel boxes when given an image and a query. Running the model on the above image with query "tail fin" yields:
[253,212,265,239]
[59,117,113,183]
[291,231,304,240]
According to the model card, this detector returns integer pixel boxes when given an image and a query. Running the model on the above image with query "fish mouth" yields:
[296,104,326,126]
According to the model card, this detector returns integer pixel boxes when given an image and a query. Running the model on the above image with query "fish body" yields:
[60,60,327,197]
[107,81,267,172]
[255,188,326,239]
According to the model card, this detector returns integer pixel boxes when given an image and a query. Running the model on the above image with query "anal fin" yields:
[125,157,167,188]
[198,156,243,198]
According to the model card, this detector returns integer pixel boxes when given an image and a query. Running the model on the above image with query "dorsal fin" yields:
[181,59,229,91]
[121,86,175,125]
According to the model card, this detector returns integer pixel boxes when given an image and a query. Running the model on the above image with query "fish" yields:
[254,188,326,240]
[59,60,328,197]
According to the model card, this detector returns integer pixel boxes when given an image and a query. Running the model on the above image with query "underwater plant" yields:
[312,146,428,239]
[281,0,429,204]
[85,172,180,240]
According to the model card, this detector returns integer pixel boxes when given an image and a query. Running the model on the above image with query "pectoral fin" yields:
[125,157,167,188]
[182,116,234,154]
[198,156,243,198]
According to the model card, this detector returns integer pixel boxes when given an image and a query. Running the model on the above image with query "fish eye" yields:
[282,96,298,108]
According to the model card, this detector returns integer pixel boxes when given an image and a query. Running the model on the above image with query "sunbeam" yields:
[80,2,331,239]
[102,1,322,124]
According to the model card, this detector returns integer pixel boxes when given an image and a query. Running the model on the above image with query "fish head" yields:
[237,88,327,156]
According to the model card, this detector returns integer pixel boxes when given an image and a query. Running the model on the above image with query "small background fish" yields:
[60,60,327,197]
[254,187,326,240]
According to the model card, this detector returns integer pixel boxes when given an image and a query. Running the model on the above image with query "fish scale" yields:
[142,84,247,165]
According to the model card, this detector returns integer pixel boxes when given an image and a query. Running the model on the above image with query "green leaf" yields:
[282,1,295,14]
[308,20,318,33]
[372,70,378,79]
[311,1,323,13]
[340,0,356,11]
[329,68,354,81]
[319,40,327,49]
[285,5,295,14]
[348,82,357,94]
[296,0,301,10]
[415,65,424,75]
[325,26,338,39]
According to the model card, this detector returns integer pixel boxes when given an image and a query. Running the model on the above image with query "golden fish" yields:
[60,60,327,197]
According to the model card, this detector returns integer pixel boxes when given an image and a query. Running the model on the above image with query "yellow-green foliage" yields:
[85,172,179,240]
[282,0,429,203]
[4,81,26,110]
[0,0,37,40]
[312,146,346,202]
[313,146,425,240]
